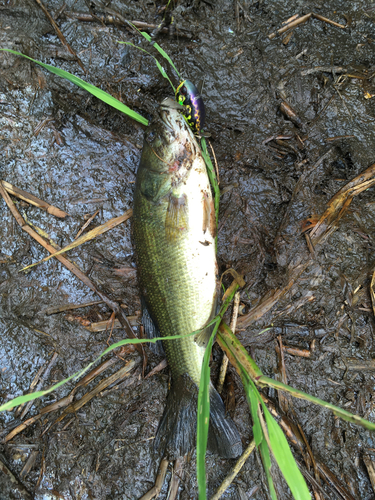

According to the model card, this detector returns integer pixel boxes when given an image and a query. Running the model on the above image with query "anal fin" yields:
[141,297,164,356]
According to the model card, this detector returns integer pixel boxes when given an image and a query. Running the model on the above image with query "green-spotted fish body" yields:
[133,101,242,459]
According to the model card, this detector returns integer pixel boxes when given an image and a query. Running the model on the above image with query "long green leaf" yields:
[0,49,149,126]
[218,322,375,432]
[201,137,220,223]
[259,438,278,500]
[200,137,220,252]
[246,378,263,446]
[261,400,311,500]
[120,20,181,80]
[139,31,181,79]
[196,284,240,499]
[118,42,176,92]
[0,328,204,413]
[196,331,214,500]
[243,376,277,500]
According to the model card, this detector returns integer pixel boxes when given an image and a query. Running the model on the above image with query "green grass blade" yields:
[242,377,277,499]
[118,42,176,92]
[218,322,375,432]
[259,439,278,500]
[196,330,215,500]
[121,20,181,80]
[0,327,207,413]
[200,137,220,251]
[246,379,263,446]
[260,401,311,500]
[0,49,149,126]
[200,137,220,222]
[140,31,181,80]
[258,376,375,432]
[196,284,240,499]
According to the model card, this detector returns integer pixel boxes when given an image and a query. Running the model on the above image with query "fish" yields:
[133,98,242,460]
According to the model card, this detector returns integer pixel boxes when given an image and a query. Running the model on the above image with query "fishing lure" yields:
[175,79,206,134]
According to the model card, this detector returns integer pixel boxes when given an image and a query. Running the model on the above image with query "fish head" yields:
[139,103,200,203]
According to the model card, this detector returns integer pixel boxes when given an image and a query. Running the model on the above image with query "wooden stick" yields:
[1,180,68,218]
[34,0,86,72]
[217,292,240,394]
[210,439,256,499]
[0,183,144,358]
[21,209,132,271]
[269,13,312,39]
[139,459,169,500]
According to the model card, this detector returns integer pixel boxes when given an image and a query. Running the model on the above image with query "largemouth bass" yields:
[133,99,242,459]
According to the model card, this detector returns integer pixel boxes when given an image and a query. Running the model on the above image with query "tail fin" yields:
[154,374,242,460]
[207,386,243,458]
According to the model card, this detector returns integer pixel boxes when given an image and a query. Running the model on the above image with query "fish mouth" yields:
[159,98,187,132]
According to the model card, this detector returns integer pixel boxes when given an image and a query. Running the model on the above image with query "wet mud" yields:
[1,0,375,498]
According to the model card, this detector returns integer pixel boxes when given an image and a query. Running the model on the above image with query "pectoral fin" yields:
[165,193,188,241]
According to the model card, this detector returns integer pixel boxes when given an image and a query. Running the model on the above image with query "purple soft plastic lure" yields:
[175,79,206,134]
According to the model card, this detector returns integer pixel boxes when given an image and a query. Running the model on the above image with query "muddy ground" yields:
[1,0,375,499]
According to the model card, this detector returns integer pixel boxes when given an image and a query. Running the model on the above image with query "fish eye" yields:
[180,86,187,95]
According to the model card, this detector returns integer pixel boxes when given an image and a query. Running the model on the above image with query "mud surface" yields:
[1,0,375,499]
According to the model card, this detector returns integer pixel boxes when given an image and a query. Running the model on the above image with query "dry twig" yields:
[140,459,169,500]
[21,209,133,271]
[34,0,86,72]
[217,292,240,394]
[0,183,144,358]
[210,439,256,500]
[268,12,346,39]
[1,180,67,217]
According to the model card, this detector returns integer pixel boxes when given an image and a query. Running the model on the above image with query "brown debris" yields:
[363,454,375,495]
[334,358,375,371]
[307,162,375,246]
[44,300,104,315]
[16,352,58,420]
[210,439,256,500]
[65,11,191,38]
[54,359,138,424]
[269,13,312,39]
[280,101,304,128]
[84,315,139,332]
[20,450,39,479]
[0,458,33,499]
[282,346,311,358]
[275,335,289,413]
[140,458,169,500]
[268,12,346,40]
[168,457,185,500]
[217,291,240,394]
[236,261,309,329]
[0,183,144,358]
[145,359,168,379]
[22,208,133,271]
[34,0,86,72]
[5,414,43,443]
[1,180,68,218]
[1,356,139,443]
[317,462,356,500]
[371,267,375,318]
[75,209,100,239]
